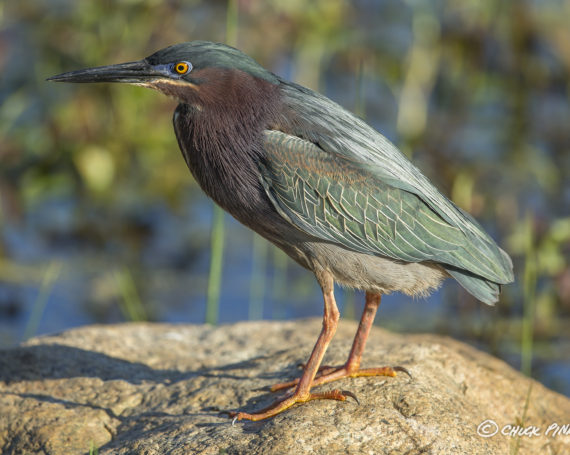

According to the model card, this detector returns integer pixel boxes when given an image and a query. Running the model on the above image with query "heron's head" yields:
[48,41,279,106]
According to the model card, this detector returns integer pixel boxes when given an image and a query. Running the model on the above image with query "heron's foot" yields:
[228,389,358,422]
[271,365,410,392]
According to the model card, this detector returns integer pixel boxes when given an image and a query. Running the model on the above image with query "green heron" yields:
[49,41,514,422]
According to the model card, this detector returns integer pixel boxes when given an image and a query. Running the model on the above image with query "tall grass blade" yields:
[206,205,225,325]
[115,267,147,322]
[271,248,288,319]
[226,0,238,47]
[521,212,536,377]
[204,0,238,325]
[89,441,99,455]
[23,261,62,340]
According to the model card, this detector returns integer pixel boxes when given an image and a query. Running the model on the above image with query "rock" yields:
[0,320,568,454]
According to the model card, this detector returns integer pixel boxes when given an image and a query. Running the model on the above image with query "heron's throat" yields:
[173,78,282,212]
[136,78,200,103]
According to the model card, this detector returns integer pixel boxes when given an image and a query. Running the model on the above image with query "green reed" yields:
[249,234,268,320]
[115,267,148,322]
[521,212,537,377]
[204,0,238,325]
[23,261,62,341]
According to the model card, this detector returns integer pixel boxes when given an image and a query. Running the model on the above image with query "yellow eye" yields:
[174,61,191,75]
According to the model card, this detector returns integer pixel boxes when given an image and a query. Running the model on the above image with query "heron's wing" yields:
[260,130,512,284]
[279,82,512,279]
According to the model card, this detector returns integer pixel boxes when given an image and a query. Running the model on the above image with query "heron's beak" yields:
[47,60,163,84]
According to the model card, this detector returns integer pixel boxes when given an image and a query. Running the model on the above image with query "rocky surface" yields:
[1,320,568,454]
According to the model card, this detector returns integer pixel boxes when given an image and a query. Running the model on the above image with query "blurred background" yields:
[1,0,569,396]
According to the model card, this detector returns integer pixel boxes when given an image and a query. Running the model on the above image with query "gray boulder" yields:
[1,320,568,454]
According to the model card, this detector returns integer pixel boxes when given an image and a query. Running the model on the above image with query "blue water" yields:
[1,191,567,398]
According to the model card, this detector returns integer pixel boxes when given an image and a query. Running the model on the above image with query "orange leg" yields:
[230,271,356,422]
[271,292,409,392]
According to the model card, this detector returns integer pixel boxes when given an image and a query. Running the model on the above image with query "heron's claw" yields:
[394,366,412,379]
[341,389,360,405]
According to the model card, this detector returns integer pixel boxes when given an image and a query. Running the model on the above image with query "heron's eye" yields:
[174,61,191,75]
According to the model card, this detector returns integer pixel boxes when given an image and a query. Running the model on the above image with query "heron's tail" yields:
[447,268,503,305]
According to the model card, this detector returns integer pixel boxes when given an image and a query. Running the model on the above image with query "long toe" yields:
[270,364,407,393]
[309,364,407,388]
[229,389,357,422]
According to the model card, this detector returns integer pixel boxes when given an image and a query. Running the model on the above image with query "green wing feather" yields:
[260,130,512,285]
